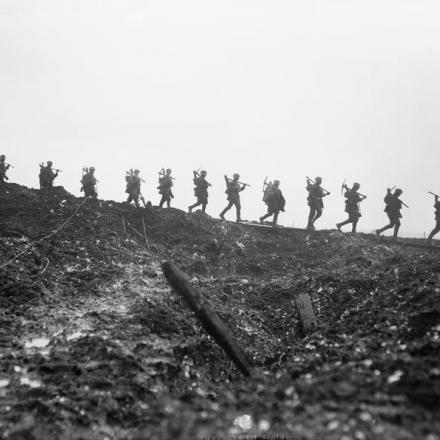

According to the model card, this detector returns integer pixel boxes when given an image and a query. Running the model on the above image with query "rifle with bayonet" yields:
[428,191,440,198]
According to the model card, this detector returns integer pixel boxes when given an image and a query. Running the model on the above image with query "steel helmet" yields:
[200,170,207,176]
[233,173,240,179]
[47,161,53,166]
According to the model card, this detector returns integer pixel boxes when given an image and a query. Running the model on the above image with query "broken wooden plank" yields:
[295,293,317,333]
[161,261,253,376]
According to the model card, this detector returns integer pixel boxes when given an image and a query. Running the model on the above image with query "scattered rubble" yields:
[0,183,439,439]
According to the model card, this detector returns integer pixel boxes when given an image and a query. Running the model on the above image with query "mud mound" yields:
[0,183,440,439]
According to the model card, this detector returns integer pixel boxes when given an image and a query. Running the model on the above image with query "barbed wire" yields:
[0,197,89,270]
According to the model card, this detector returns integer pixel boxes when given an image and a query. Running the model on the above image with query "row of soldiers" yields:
[1,155,439,244]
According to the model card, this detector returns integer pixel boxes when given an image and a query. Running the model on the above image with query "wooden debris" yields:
[161,261,253,376]
[295,293,317,333]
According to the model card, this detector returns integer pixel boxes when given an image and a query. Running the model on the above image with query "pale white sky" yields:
[1,1,439,235]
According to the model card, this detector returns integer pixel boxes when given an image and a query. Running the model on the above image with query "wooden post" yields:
[295,293,317,333]
[122,217,127,235]
[162,261,253,376]
[142,217,151,252]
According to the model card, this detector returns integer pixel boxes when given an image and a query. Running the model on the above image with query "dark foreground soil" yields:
[0,183,439,440]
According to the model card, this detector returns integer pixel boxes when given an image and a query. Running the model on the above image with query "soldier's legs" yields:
[427,222,440,244]
[393,219,401,240]
[235,201,242,222]
[313,208,322,223]
[220,201,234,219]
[188,201,201,212]
[336,218,352,231]
[159,195,166,208]
[352,219,359,233]
[260,211,272,223]
[272,211,279,226]
[307,207,316,229]
[189,196,207,213]
[376,223,393,236]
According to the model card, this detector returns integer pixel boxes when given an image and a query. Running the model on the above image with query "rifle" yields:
[5,163,14,169]
[341,179,366,198]
[127,169,145,183]
[193,169,212,187]
[263,176,269,192]
[53,169,62,173]
[159,168,175,180]
[224,175,251,187]
[387,187,408,208]
[306,176,330,195]
[428,191,440,198]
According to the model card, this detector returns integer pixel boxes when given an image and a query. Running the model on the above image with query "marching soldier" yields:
[126,169,142,207]
[336,182,366,233]
[158,168,174,208]
[259,179,285,227]
[39,161,59,190]
[0,155,11,183]
[81,167,98,199]
[375,188,405,240]
[219,173,248,223]
[188,169,210,213]
[306,176,330,230]
[427,194,440,245]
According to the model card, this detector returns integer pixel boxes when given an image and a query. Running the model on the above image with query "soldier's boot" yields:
[236,208,242,223]
[219,208,227,220]
[202,203,207,213]
[260,213,270,224]
[336,219,350,231]
[375,224,391,236]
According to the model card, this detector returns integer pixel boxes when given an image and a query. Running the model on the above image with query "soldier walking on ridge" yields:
[126,169,143,207]
[375,187,406,241]
[259,179,285,227]
[158,168,174,208]
[306,176,330,231]
[39,161,60,190]
[81,167,98,199]
[336,182,366,233]
[427,193,440,245]
[0,155,11,184]
[188,169,210,213]
[219,173,248,223]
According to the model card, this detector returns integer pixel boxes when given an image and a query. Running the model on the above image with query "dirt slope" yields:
[0,183,439,440]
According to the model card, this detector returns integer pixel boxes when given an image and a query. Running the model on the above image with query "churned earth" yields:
[0,183,439,440]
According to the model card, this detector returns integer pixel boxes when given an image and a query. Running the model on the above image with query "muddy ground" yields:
[0,183,439,440]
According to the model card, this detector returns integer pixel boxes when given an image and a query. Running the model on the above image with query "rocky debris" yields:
[0,183,439,439]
